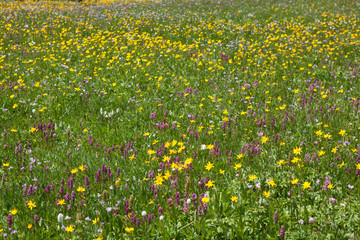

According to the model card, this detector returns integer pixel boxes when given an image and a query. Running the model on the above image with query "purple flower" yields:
[299,219,304,224]
[280,225,285,239]
[167,198,173,207]
[7,214,12,228]
[274,212,278,224]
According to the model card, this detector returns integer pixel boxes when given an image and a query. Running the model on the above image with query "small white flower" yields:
[57,213,64,223]
[200,144,207,150]
[141,211,147,216]
[187,199,191,204]
[65,216,71,220]
[159,215,164,221]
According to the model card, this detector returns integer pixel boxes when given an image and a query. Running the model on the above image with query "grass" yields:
[0,0,360,238]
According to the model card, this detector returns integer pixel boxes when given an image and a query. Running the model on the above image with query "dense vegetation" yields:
[1,0,360,238]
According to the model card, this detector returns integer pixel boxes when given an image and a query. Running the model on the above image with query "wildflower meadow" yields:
[1,0,360,238]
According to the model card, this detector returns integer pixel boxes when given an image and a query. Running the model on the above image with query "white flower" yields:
[141,211,147,216]
[57,213,64,223]
[159,215,164,221]
[65,215,71,220]
[200,144,207,150]
[187,199,191,204]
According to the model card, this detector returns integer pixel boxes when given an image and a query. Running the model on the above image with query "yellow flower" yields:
[27,200,36,210]
[302,181,311,189]
[318,151,325,156]
[71,168,78,174]
[263,191,270,198]
[154,177,164,186]
[291,157,301,163]
[57,199,66,206]
[93,218,99,225]
[3,163,9,167]
[77,186,85,192]
[79,165,85,171]
[323,134,332,139]
[219,169,225,174]
[65,225,74,232]
[147,150,156,155]
[236,154,244,159]
[230,196,238,202]
[277,160,286,166]
[327,184,333,189]
[205,162,214,171]
[10,209,18,215]
[27,224,32,229]
[13,104,18,109]
[205,180,215,188]
[125,227,134,232]
[291,179,299,184]
[164,171,171,180]
[115,178,121,185]
[338,161,345,168]
[356,163,360,170]
[206,144,214,150]
[315,130,323,136]
[201,197,210,203]
[267,179,276,187]
[184,158,193,165]
[338,130,346,136]
[249,174,257,182]
[293,146,302,155]
[261,136,269,144]
[234,163,242,170]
